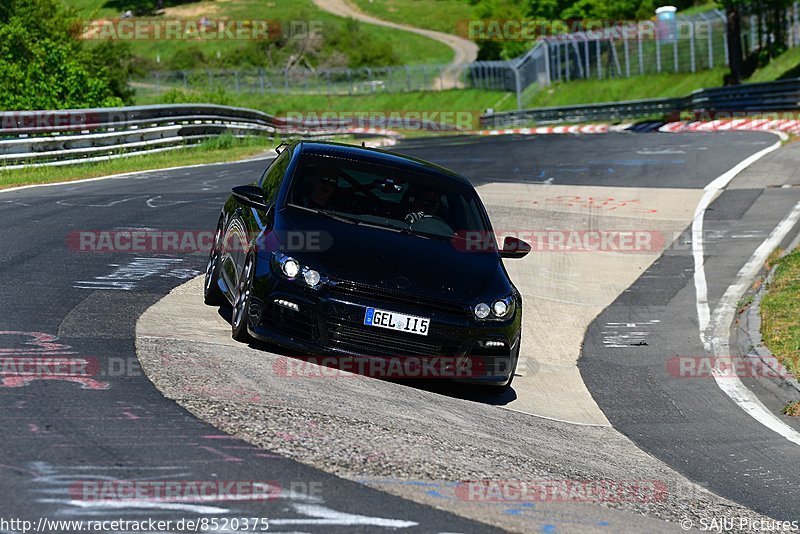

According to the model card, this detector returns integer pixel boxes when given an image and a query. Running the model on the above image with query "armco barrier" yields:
[0,104,422,170]
[482,77,800,127]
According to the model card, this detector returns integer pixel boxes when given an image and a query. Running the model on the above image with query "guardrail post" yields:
[596,40,602,79]
[690,22,696,72]
[544,43,551,85]
[610,39,622,76]
[565,42,570,81]
[723,26,729,65]
[656,36,662,72]
[637,33,644,74]
[673,35,679,72]
[623,38,630,77]
[708,24,714,68]
[584,39,590,79]
[556,43,562,81]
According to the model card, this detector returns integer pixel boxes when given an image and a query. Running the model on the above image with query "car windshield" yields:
[286,153,490,238]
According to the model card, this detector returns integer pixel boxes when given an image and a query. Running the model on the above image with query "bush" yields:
[0,0,134,110]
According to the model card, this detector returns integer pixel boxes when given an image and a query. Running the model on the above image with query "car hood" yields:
[276,208,511,302]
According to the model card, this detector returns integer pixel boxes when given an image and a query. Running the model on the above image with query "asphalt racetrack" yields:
[2,131,799,532]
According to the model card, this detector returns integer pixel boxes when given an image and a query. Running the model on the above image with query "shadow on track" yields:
[215,306,519,407]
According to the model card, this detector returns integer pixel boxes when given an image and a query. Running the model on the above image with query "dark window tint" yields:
[259,149,291,205]
[287,154,489,238]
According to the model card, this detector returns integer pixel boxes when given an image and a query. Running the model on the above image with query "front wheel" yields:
[204,221,226,306]
[231,254,255,342]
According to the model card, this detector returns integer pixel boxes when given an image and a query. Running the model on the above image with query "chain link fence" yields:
[131,62,520,99]
[131,4,800,109]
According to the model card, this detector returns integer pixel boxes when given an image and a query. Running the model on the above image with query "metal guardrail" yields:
[0,104,414,170]
[483,97,684,127]
[482,77,800,127]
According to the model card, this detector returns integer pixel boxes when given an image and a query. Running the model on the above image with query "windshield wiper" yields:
[296,206,359,224]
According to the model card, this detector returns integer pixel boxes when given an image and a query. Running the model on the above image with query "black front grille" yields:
[262,301,317,342]
[328,319,455,357]
[327,281,465,316]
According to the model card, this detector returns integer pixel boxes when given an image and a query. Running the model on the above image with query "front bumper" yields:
[247,272,521,385]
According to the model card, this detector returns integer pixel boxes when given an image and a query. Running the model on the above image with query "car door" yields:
[221,148,292,300]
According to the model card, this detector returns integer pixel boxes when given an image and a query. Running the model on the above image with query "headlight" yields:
[272,252,325,289]
[492,299,508,317]
[282,257,300,278]
[303,268,321,287]
[474,296,515,320]
[474,302,491,319]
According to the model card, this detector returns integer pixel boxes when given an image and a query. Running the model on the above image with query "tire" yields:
[231,254,255,343]
[203,220,226,306]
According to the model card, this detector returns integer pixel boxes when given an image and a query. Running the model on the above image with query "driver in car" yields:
[304,172,338,209]
[404,186,442,223]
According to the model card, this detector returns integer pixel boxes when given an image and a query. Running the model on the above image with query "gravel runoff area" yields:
[135,279,778,533]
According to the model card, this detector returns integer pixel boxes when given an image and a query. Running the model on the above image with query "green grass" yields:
[351,0,472,35]
[522,69,728,108]
[748,46,800,82]
[677,2,719,17]
[66,0,454,67]
[0,135,276,190]
[761,248,800,381]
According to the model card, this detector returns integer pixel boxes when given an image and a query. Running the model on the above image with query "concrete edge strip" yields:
[708,200,800,446]
[740,247,800,396]
[693,134,787,346]
[661,119,800,134]
[681,129,800,445]
[472,124,632,135]
[502,406,611,428]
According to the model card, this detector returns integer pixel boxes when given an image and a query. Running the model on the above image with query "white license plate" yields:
[364,307,430,336]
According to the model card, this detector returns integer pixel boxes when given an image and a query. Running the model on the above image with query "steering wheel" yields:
[405,212,449,225]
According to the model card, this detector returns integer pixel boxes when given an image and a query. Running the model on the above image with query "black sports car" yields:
[204,141,530,387]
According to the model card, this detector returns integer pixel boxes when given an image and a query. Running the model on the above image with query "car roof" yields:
[293,141,471,186]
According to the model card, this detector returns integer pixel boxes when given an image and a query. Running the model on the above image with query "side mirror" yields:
[500,236,531,259]
[232,185,268,210]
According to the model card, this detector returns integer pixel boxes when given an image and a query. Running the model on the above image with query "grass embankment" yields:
[0,135,277,190]
[522,69,729,108]
[69,0,454,67]
[351,0,472,34]
[760,248,800,415]
[136,88,516,125]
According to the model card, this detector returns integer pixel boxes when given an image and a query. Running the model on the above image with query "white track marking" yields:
[269,503,417,528]
[707,201,800,446]
[0,153,276,196]
[693,135,784,348]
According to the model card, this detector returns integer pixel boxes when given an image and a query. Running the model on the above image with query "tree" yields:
[0,0,134,110]
[721,1,745,85]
